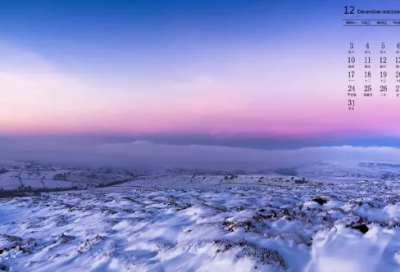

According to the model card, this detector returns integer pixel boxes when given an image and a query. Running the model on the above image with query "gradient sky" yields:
[1,0,400,149]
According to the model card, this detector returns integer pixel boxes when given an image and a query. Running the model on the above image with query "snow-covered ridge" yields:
[1,160,399,192]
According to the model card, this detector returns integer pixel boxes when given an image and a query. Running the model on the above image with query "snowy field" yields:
[1,160,399,191]
[0,160,132,190]
[1,180,400,271]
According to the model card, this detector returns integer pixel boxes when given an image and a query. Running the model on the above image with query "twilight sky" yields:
[0,0,400,150]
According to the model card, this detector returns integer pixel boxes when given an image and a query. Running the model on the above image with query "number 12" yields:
[344,6,355,14]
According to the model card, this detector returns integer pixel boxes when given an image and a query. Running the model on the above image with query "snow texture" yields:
[1,177,400,271]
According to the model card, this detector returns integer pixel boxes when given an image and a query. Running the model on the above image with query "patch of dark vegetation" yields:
[120,196,144,205]
[224,175,238,180]
[381,172,398,180]
[77,239,92,254]
[244,220,255,231]
[176,203,193,211]
[214,239,286,269]
[53,173,67,180]
[312,198,328,205]
[55,215,71,227]
[351,224,369,234]
[274,168,298,176]
[101,208,117,215]
[229,205,246,212]
[59,233,76,243]
[201,203,228,212]
[155,242,177,251]
[0,186,81,199]
[0,235,30,255]
[378,219,400,228]
[0,168,9,175]
[0,190,34,199]
[222,218,260,233]
[295,178,308,184]
[222,220,237,232]
[95,178,133,188]
[2,234,22,243]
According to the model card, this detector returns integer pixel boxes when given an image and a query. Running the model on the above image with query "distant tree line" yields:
[53,173,67,180]
[95,178,133,188]
[0,186,80,199]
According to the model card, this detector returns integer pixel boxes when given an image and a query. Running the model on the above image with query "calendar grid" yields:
[347,42,400,110]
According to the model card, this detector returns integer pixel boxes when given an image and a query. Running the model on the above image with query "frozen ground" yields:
[0,160,132,190]
[1,179,400,271]
[1,160,399,191]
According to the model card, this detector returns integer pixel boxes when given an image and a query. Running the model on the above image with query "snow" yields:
[305,225,400,272]
[0,161,133,190]
[0,159,399,271]
[1,160,399,191]
[0,177,400,271]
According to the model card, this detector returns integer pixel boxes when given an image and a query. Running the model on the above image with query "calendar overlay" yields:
[344,6,400,110]
[344,19,400,27]
[347,42,400,110]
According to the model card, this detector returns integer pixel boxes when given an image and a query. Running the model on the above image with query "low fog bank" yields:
[0,138,399,170]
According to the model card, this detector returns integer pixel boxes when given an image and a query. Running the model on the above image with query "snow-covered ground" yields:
[1,160,399,191]
[297,161,400,181]
[0,160,133,190]
[1,179,400,271]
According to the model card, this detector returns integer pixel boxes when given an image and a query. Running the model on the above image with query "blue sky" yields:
[0,0,399,151]
[0,0,324,70]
